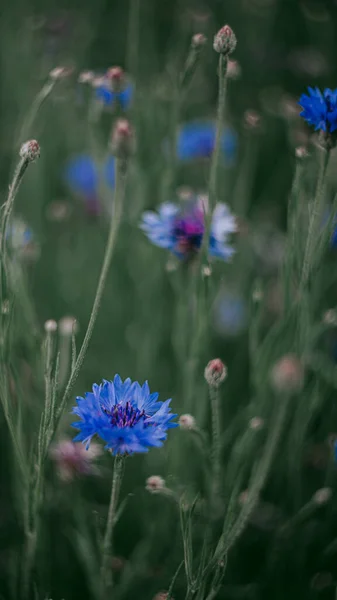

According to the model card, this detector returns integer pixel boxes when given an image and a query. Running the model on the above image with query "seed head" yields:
[58,316,78,336]
[191,33,207,48]
[213,25,237,55]
[20,140,40,162]
[179,414,196,430]
[270,354,304,394]
[204,358,227,387]
[110,118,135,159]
[44,319,57,333]
[145,475,166,494]
[312,487,332,505]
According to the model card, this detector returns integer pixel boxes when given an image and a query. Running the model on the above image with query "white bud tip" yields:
[20,140,40,162]
[44,319,57,333]
[179,414,196,430]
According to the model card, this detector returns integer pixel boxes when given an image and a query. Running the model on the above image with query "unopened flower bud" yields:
[20,140,40,162]
[202,265,212,278]
[49,66,72,80]
[227,59,241,79]
[78,70,95,84]
[110,119,135,159]
[244,110,261,129]
[249,417,264,431]
[179,414,196,430]
[191,33,207,48]
[295,145,309,159]
[146,475,166,494]
[58,316,78,336]
[204,358,227,387]
[106,66,125,91]
[270,354,304,394]
[153,592,171,600]
[213,25,237,55]
[312,487,332,505]
[44,319,57,333]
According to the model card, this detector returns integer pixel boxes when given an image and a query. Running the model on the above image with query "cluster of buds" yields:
[213,25,237,55]
[270,354,304,394]
[110,118,135,160]
[20,140,40,162]
[204,358,227,387]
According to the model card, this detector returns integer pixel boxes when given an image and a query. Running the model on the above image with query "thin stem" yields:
[54,159,127,430]
[208,54,228,213]
[210,386,222,501]
[300,147,330,290]
[17,80,56,146]
[100,456,125,594]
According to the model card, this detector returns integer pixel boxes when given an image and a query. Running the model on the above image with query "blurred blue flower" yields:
[96,81,133,110]
[177,121,237,164]
[72,375,177,455]
[140,196,237,261]
[63,154,115,215]
[299,87,337,132]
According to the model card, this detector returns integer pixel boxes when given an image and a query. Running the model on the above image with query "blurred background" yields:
[2,0,337,599]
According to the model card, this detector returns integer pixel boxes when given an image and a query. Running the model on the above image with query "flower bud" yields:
[145,475,166,494]
[323,309,337,326]
[20,140,40,162]
[244,110,261,129]
[110,118,135,159]
[249,417,264,431]
[44,319,57,333]
[295,145,309,159]
[58,316,78,336]
[49,66,73,80]
[179,414,196,430]
[191,33,207,49]
[227,59,241,79]
[270,354,304,394]
[106,66,125,91]
[204,358,227,387]
[312,487,332,505]
[153,592,171,600]
[78,70,95,84]
[213,25,237,55]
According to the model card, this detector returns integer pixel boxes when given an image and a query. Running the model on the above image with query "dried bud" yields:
[191,33,207,48]
[20,140,40,162]
[270,354,304,394]
[49,66,72,80]
[295,146,309,159]
[44,319,57,333]
[78,70,95,84]
[244,110,261,129]
[58,316,78,336]
[249,417,264,431]
[179,414,196,430]
[204,358,227,387]
[146,475,166,494]
[312,487,332,505]
[213,25,237,55]
[110,118,135,159]
[106,66,125,91]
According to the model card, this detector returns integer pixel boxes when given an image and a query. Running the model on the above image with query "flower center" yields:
[173,215,204,254]
[101,401,148,428]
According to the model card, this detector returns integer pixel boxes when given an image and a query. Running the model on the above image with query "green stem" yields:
[300,148,330,290]
[54,159,127,430]
[17,80,56,145]
[208,54,228,213]
[210,386,221,501]
[100,456,125,594]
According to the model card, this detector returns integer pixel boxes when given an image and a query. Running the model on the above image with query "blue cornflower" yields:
[299,87,337,132]
[63,154,115,215]
[177,121,237,165]
[72,375,178,455]
[140,196,237,261]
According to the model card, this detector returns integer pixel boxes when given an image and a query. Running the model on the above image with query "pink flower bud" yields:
[145,475,166,493]
[213,25,237,55]
[20,140,40,162]
[44,319,57,333]
[249,417,264,431]
[58,316,78,336]
[204,358,227,387]
[50,439,101,482]
[312,487,332,505]
[153,592,172,600]
[110,118,135,159]
[191,33,207,48]
[227,59,241,79]
[106,66,125,91]
[270,354,304,394]
[295,146,309,158]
